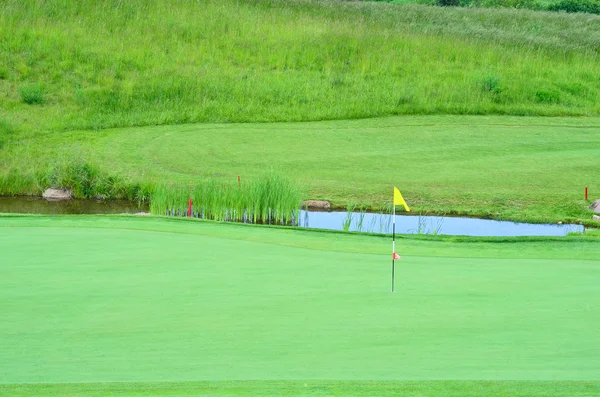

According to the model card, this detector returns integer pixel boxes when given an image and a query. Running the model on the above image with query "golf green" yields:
[1,216,599,395]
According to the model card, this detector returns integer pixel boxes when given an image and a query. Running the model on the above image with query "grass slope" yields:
[3,116,599,225]
[1,216,599,396]
[1,0,600,136]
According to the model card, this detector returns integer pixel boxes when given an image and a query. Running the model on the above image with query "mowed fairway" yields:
[1,216,599,396]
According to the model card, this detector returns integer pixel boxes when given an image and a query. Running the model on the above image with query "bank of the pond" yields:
[3,116,599,227]
[0,197,589,237]
[1,214,599,254]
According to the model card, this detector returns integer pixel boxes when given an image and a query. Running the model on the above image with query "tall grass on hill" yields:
[0,119,15,149]
[150,172,302,225]
[0,0,599,135]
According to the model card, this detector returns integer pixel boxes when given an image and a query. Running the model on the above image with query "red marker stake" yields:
[187,198,193,217]
[585,186,587,200]
[238,175,241,188]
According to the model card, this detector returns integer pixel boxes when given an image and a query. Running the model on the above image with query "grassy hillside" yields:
[2,116,599,225]
[1,216,600,395]
[1,0,600,136]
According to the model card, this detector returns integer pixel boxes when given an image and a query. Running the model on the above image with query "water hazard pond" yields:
[297,210,584,237]
[0,196,146,215]
[0,197,584,237]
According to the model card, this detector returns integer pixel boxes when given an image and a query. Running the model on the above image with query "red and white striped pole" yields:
[392,200,396,293]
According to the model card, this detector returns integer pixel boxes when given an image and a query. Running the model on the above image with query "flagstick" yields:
[392,202,396,293]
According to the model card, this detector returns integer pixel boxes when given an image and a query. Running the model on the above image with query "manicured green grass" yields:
[2,380,600,397]
[1,0,600,137]
[1,215,599,396]
[3,116,599,225]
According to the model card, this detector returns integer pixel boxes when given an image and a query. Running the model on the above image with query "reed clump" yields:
[150,173,302,225]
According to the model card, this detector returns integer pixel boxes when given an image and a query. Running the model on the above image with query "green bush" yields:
[479,74,513,103]
[438,0,460,6]
[535,89,561,104]
[44,161,100,198]
[481,75,502,94]
[547,0,600,13]
[41,160,150,200]
[467,0,542,9]
[19,83,46,105]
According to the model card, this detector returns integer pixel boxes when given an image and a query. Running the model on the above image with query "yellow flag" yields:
[393,187,410,212]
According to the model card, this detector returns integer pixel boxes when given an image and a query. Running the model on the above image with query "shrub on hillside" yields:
[474,0,542,8]
[437,0,460,6]
[19,83,45,105]
[481,75,502,94]
[547,0,600,13]
[42,160,150,200]
[535,89,561,104]
[479,74,513,103]
[44,161,101,198]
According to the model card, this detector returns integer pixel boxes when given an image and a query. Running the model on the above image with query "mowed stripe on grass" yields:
[1,216,599,386]
[2,380,600,397]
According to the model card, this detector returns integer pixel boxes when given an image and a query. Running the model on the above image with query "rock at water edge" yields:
[591,200,600,213]
[302,200,331,210]
[42,188,73,200]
